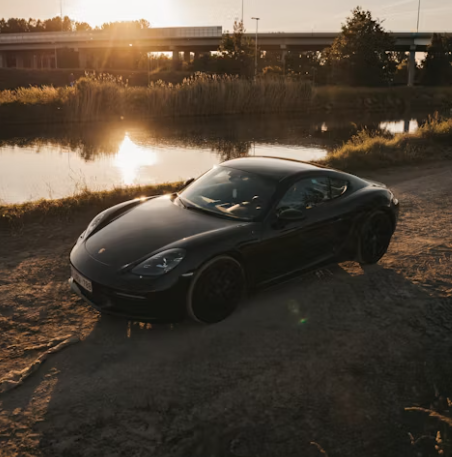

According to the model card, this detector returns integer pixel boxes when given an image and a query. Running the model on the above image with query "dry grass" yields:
[0,85,73,105]
[1,75,452,122]
[0,181,183,230]
[0,73,314,120]
[320,115,452,171]
[312,85,452,112]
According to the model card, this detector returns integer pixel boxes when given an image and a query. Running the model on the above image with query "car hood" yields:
[84,196,244,268]
[363,178,387,188]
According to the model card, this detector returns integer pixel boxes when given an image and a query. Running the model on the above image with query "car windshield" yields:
[178,166,276,221]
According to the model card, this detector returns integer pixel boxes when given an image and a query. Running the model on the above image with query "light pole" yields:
[416,0,421,33]
[241,0,244,24]
[251,17,260,78]
[54,0,63,69]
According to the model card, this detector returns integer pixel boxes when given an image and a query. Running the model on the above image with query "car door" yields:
[254,176,335,285]
[325,176,355,255]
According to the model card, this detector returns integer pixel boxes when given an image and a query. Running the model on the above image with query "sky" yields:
[0,0,451,33]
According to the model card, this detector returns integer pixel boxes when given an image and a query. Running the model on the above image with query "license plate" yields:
[71,266,93,293]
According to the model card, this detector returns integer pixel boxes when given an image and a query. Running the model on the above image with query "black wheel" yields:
[187,256,246,324]
[357,211,393,265]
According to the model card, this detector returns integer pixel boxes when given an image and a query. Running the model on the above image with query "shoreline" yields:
[0,84,451,126]
[1,115,451,229]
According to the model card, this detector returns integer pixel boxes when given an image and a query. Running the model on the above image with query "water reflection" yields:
[114,135,158,185]
[380,119,418,134]
[0,111,446,204]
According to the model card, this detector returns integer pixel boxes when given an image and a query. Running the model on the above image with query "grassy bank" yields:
[0,182,182,231]
[0,74,314,122]
[0,74,452,124]
[321,115,452,171]
[312,85,452,113]
[0,68,192,91]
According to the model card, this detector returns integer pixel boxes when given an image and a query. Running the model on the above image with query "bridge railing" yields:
[0,26,223,44]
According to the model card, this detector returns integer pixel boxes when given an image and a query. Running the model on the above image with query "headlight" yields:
[85,210,109,238]
[132,249,186,277]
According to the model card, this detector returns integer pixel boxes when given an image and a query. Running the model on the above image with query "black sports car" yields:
[70,157,399,323]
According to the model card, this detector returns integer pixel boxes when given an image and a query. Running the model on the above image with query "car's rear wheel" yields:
[187,256,246,324]
[357,211,393,265]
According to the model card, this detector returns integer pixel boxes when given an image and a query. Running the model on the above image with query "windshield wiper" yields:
[178,196,246,221]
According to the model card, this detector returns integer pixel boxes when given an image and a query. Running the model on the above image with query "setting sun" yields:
[67,0,177,27]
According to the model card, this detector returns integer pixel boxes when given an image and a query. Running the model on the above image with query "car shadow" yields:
[2,263,452,457]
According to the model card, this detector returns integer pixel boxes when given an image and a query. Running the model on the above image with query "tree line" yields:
[0,16,150,33]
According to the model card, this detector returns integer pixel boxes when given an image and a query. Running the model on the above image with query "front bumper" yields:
[69,274,190,322]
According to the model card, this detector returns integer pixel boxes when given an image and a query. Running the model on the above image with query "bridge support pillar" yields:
[280,45,287,73]
[172,50,181,61]
[78,49,88,69]
[184,51,191,63]
[32,55,38,69]
[407,48,416,87]
[16,54,24,69]
[0,53,4,68]
[281,51,287,67]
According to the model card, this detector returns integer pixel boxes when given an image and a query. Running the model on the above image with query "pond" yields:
[0,112,433,204]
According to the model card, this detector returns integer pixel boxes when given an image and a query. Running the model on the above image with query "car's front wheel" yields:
[187,256,246,324]
[357,210,394,265]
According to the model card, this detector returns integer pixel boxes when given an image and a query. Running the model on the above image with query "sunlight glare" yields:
[114,134,158,186]
[69,0,176,27]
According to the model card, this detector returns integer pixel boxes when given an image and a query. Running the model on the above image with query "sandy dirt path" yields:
[0,162,451,457]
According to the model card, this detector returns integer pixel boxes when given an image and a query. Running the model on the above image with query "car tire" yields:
[187,256,246,324]
[356,210,393,265]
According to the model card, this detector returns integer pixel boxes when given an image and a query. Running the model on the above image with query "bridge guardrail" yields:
[0,26,223,44]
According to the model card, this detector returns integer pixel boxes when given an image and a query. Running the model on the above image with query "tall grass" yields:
[1,74,452,122]
[320,115,452,171]
[0,73,313,121]
[70,73,314,119]
[0,85,73,105]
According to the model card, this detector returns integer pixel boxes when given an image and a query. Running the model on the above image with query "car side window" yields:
[277,177,331,212]
[330,178,348,199]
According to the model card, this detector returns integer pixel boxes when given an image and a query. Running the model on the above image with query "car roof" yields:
[221,156,328,181]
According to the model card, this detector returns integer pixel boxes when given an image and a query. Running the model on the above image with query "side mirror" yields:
[277,208,306,222]
[182,178,195,189]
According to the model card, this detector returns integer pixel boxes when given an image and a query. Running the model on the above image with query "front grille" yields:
[76,279,167,317]
[72,272,187,321]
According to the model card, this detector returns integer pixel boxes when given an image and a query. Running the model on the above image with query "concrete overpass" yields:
[0,27,448,85]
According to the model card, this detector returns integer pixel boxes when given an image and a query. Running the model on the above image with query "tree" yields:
[218,20,255,76]
[101,19,151,32]
[75,21,92,32]
[421,34,452,86]
[324,7,396,86]
[0,18,30,33]
[42,16,73,32]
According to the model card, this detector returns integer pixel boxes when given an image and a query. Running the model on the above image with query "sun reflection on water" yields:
[113,134,158,185]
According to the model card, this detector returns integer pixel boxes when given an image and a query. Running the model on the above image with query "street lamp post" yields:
[251,17,260,78]
[54,0,63,69]
[416,0,421,33]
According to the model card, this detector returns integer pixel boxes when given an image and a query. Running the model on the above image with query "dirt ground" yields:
[0,162,451,457]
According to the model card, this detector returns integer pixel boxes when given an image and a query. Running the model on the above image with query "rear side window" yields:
[330,178,348,199]
[277,176,331,211]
